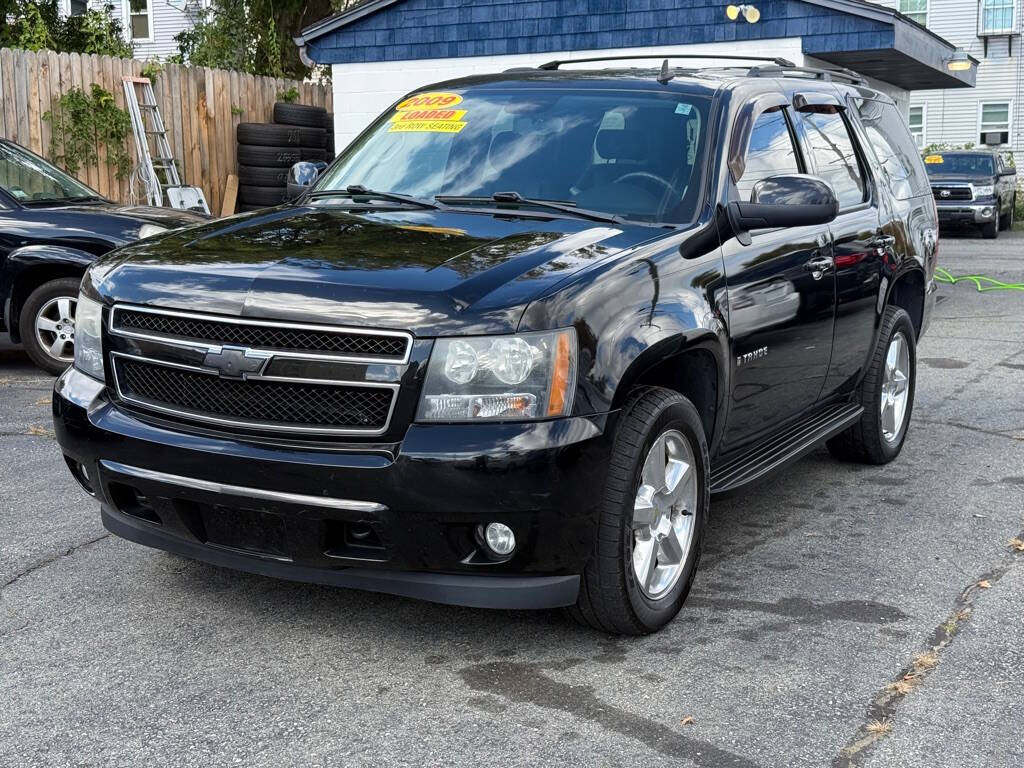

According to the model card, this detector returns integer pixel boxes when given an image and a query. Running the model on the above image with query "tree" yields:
[0,1,132,57]
[172,0,365,79]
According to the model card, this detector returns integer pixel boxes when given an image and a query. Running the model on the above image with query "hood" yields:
[88,204,666,335]
[927,173,996,184]
[96,203,209,229]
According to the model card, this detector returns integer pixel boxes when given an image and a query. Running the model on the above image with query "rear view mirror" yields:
[286,161,328,201]
[727,174,839,244]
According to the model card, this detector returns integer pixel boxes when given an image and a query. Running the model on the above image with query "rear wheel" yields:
[568,387,708,635]
[20,277,81,375]
[1000,197,1015,230]
[827,306,916,464]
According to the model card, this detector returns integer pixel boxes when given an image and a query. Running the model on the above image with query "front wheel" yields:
[981,219,998,239]
[827,306,916,464]
[568,387,709,635]
[19,277,81,375]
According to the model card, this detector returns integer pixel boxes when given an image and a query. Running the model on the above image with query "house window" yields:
[58,0,87,15]
[899,0,928,26]
[979,102,1010,145]
[908,106,925,148]
[128,0,152,40]
[980,0,1014,34]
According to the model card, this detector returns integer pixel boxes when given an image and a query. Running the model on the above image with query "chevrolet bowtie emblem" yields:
[203,346,270,379]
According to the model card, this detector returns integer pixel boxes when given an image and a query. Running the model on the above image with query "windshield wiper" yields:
[435,191,629,226]
[307,185,442,210]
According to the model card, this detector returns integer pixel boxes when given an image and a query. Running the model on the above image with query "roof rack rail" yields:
[538,54,796,70]
[747,64,866,85]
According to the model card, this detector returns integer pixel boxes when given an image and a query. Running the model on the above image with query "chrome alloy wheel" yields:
[631,429,698,600]
[880,331,911,443]
[34,295,77,364]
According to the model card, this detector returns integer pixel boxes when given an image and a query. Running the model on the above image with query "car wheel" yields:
[568,387,708,635]
[1002,197,1015,230]
[19,277,81,376]
[827,306,916,465]
[981,219,998,239]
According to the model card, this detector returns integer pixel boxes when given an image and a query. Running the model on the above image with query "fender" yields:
[1,244,95,337]
[518,232,731,451]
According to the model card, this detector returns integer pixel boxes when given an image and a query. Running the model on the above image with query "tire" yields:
[237,184,288,206]
[237,165,290,186]
[273,102,327,128]
[981,219,998,239]
[19,277,81,376]
[322,112,333,131]
[300,147,327,162]
[236,144,301,167]
[568,387,709,635]
[1000,197,1015,230]
[827,306,916,465]
[237,122,325,148]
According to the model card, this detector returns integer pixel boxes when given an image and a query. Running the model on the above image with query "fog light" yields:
[982,207,993,217]
[63,455,94,496]
[483,522,516,556]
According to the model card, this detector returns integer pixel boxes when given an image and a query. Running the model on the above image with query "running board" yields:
[710,403,863,494]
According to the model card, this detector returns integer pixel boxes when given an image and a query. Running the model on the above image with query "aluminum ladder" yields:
[122,76,210,214]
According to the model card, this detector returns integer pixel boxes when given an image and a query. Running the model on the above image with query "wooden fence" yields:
[0,47,332,215]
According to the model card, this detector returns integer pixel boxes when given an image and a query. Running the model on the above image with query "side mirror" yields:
[1000,168,1017,177]
[286,161,327,201]
[727,174,839,244]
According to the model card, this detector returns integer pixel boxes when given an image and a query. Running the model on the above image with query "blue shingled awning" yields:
[295,0,975,90]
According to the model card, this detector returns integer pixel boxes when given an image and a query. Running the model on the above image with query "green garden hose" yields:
[935,267,1024,292]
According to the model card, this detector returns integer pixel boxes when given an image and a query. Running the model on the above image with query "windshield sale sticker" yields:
[390,92,467,133]
[924,155,944,164]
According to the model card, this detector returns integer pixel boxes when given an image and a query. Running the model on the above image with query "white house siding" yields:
[101,0,201,61]
[869,0,1024,155]
[329,40,910,152]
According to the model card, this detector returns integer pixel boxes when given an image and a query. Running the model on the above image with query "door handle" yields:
[870,234,896,249]
[803,255,834,280]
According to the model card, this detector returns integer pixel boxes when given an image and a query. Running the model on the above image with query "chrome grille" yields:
[112,306,410,363]
[114,356,395,434]
[931,185,972,202]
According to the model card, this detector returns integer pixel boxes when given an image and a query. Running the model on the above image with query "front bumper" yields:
[54,368,615,609]
[934,200,997,225]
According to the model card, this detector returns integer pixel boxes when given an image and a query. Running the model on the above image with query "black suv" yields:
[0,139,205,374]
[924,149,1016,238]
[53,57,937,634]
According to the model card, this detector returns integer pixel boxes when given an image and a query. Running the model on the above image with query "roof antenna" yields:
[657,58,673,84]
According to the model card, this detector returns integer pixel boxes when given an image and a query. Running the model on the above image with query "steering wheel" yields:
[612,171,677,200]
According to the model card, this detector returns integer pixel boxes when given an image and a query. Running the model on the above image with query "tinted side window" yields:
[737,107,800,201]
[855,99,931,200]
[797,108,866,209]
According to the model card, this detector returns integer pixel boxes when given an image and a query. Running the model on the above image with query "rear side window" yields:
[797,108,866,209]
[855,99,931,200]
[736,107,801,201]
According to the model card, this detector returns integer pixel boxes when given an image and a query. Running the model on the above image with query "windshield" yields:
[0,141,98,202]
[315,88,712,224]
[923,153,995,176]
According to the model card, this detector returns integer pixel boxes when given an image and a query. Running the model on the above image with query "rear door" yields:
[788,89,884,399]
[719,95,836,448]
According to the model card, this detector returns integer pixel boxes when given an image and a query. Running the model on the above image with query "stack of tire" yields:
[236,103,336,213]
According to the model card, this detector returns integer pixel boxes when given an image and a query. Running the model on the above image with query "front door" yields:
[719,103,836,448]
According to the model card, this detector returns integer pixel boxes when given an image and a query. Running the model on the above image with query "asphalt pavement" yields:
[1,232,1022,767]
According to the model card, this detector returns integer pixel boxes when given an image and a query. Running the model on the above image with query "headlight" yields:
[974,185,994,197]
[417,329,577,422]
[138,223,167,239]
[73,294,104,380]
